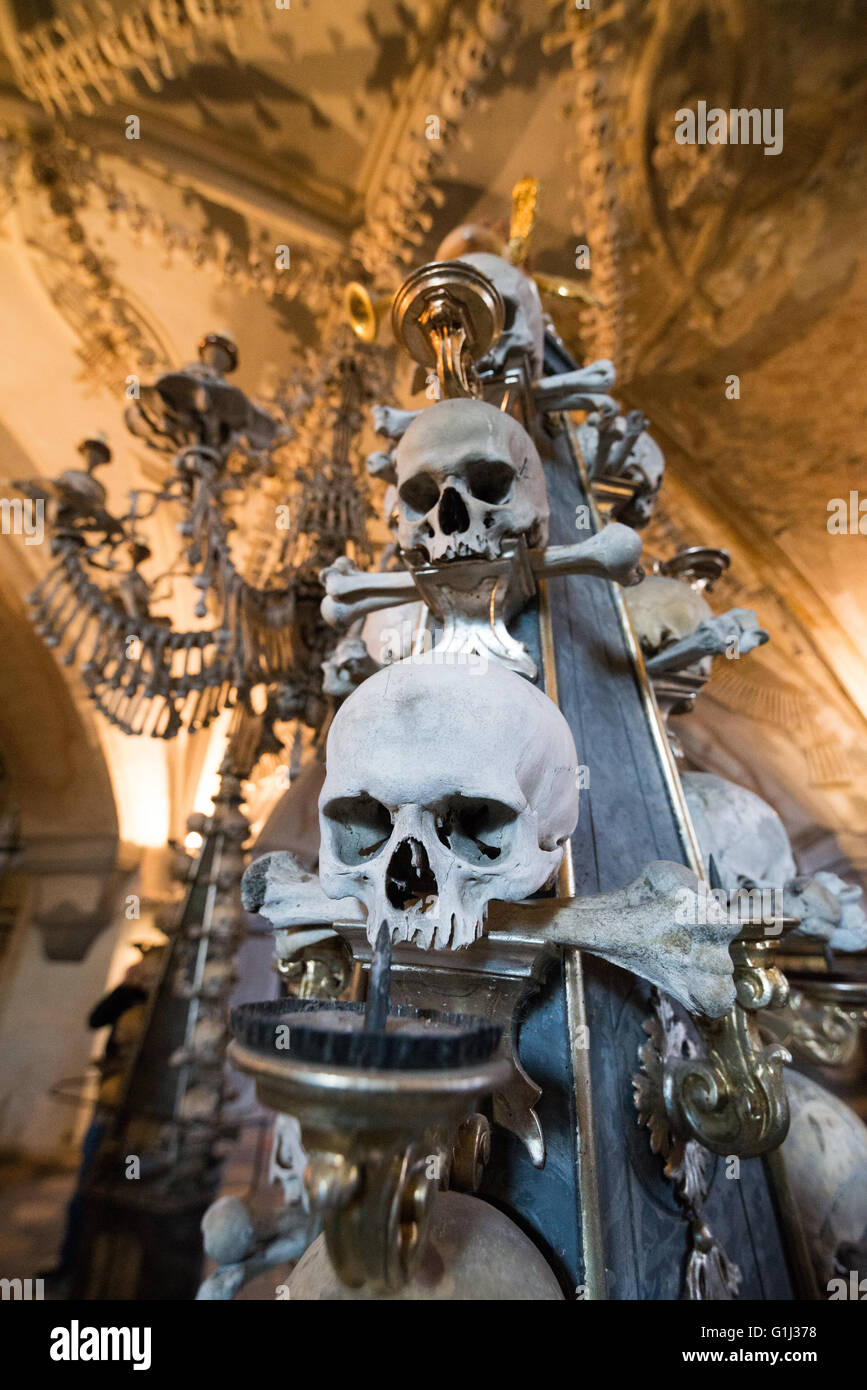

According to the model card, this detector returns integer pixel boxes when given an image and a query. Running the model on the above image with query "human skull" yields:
[783,1070,867,1290]
[393,398,549,563]
[625,575,714,677]
[783,872,867,951]
[811,872,867,951]
[458,252,545,377]
[684,773,867,952]
[579,411,665,527]
[318,657,579,949]
[682,772,796,887]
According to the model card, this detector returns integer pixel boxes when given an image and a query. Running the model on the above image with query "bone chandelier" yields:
[16,338,370,738]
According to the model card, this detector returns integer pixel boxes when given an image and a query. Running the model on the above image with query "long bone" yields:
[82,607,124,687]
[371,360,621,443]
[534,527,641,586]
[372,404,421,441]
[62,605,96,668]
[241,853,738,1020]
[62,572,112,668]
[319,522,642,631]
[486,861,738,1019]
[39,570,85,645]
[123,671,157,736]
[530,360,619,417]
[645,608,769,676]
[320,557,417,627]
[241,851,362,958]
[119,623,151,696]
[142,627,172,701]
[175,631,199,696]
[51,575,93,661]
[28,561,69,629]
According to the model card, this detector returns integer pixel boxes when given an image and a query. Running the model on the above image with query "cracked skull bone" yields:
[318,658,579,949]
[393,398,549,562]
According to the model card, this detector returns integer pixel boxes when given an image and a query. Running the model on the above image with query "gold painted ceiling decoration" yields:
[3,2,277,118]
[1,127,347,390]
[551,0,867,372]
[545,0,636,370]
[707,666,853,792]
[349,0,518,289]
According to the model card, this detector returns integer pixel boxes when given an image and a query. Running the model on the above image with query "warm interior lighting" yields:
[98,725,171,849]
[192,708,233,817]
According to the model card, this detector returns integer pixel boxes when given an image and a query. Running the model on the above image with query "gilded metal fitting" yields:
[228,1035,509,1293]
[664,921,792,1158]
[390,260,504,398]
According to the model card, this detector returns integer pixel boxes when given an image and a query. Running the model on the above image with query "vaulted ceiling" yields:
[0,0,864,886]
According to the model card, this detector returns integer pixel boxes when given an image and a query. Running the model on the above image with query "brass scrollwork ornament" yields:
[635,990,743,1301]
[309,1143,437,1294]
[636,859,794,1302]
[665,917,791,1159]
[760,985,866,1070]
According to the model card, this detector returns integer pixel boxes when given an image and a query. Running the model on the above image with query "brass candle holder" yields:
[229,998,509,1292]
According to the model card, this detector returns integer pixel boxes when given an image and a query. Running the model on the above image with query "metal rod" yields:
[364,922,392,1034]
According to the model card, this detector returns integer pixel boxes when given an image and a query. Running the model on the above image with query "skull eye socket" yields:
[398,473,440,520]
[465,460,514,505]
[322,794,393,864]
[435,796,517,866]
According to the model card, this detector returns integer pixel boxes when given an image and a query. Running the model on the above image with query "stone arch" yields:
[0,565,120,961]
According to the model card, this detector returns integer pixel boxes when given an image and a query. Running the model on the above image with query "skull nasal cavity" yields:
[438,487,470,535]
[386,837,438,909]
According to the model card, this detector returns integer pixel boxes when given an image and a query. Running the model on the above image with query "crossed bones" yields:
[321,523,642,627]
[242,851,743,1020]
[320,523,642,679]
[371,359,620,441]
